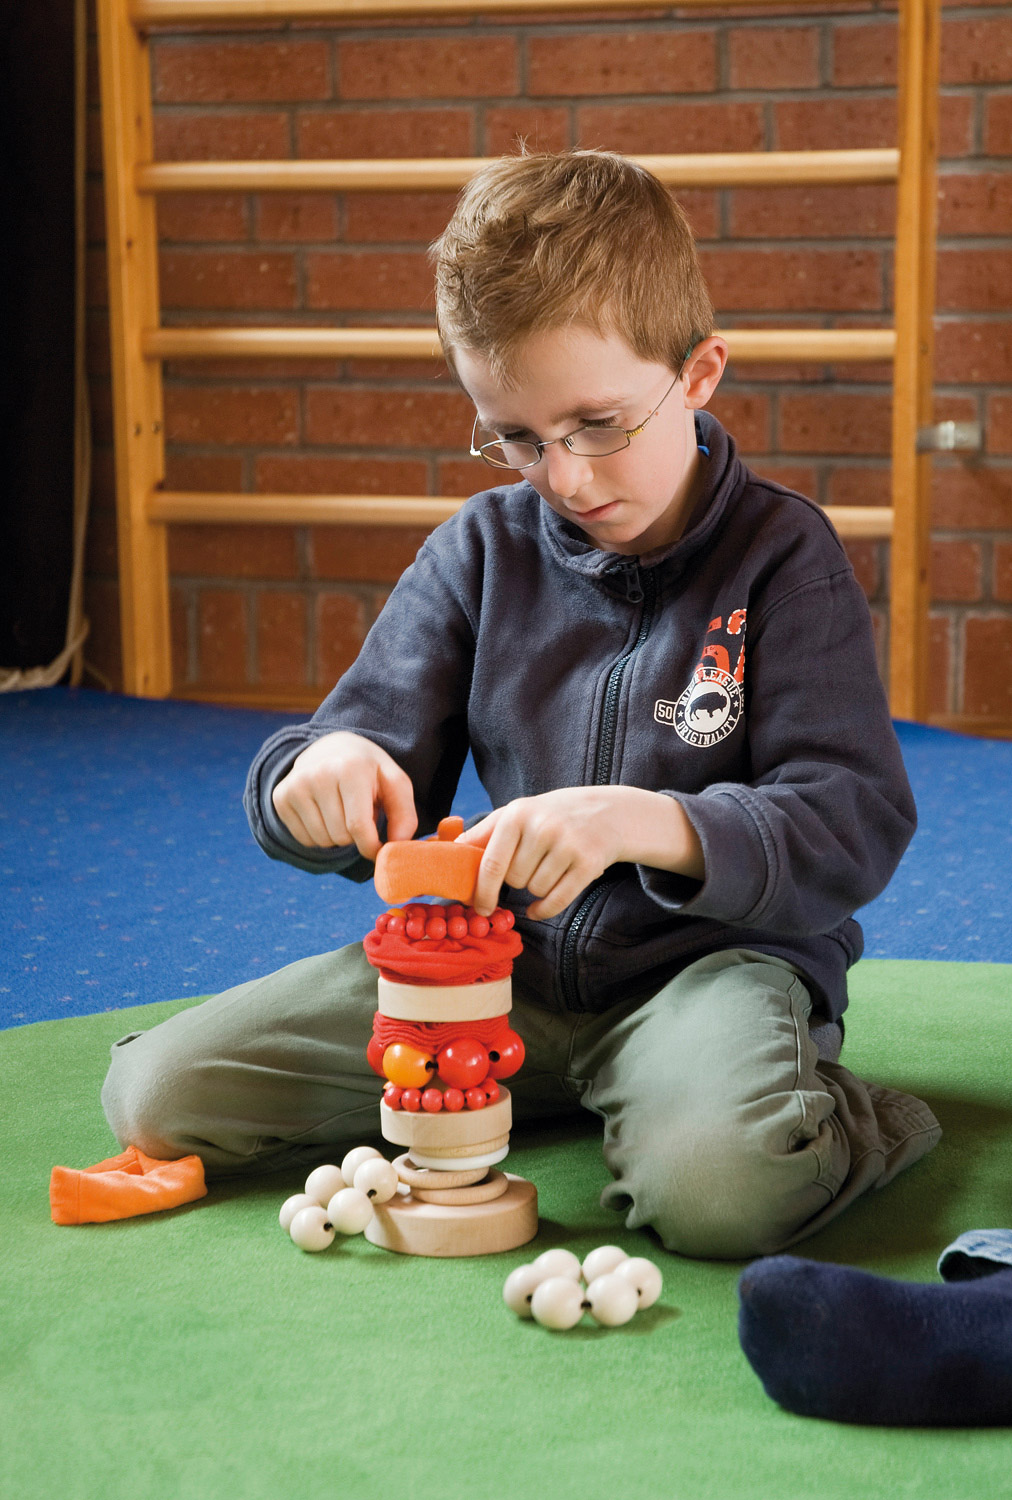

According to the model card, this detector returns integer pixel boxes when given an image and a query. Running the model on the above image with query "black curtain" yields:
[0,0,78,671]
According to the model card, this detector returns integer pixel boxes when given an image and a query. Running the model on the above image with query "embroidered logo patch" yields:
[664,666,743,747]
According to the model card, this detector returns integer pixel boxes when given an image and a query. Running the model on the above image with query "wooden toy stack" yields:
[361,817,539,1257]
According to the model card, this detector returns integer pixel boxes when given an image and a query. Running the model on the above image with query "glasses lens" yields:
[567,428,630,458]
[481,440,541,470]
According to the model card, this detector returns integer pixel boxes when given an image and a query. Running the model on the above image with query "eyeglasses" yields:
[469,364,685,472]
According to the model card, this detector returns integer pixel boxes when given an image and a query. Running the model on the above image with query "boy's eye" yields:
[581,418,621,430]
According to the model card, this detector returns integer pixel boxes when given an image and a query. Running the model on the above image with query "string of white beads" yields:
[503,1244,663,1330]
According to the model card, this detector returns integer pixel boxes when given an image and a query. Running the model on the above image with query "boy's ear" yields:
[682,336,728,409]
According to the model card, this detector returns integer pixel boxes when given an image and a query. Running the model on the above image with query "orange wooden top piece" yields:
[374,816,482,905]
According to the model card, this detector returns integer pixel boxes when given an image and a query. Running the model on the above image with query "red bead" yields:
[468,914,490,938]
[421,1087,444,1113]
[437,1039,490,1090]
[401,1089,421,1112]
[406,904,427,921]
[490,911,510,934]
[375,913,389,933]
[405,917,426,940]
[384,1085,403,1110]
[503,910,515,929]
[386,915,406,936]
[366,1034,386,1077]
[465,1087,487,1110]
[447,905,464,921]
[486,1030,525,1080]
[446,917,468,939]
[443,1088,465,1112]
[425,917,447,940]
[482,1077,500,1104]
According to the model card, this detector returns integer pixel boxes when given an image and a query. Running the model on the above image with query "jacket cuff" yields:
[243,729,371,880]
[638,788,769,924]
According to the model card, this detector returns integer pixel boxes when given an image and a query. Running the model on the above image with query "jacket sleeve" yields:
[243,532,477,878]
[640,567,916,936]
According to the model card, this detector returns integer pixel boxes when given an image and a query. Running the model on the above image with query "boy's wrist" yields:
[612,787,705,881]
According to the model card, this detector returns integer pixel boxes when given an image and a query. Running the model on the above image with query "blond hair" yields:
[431,150,714,384]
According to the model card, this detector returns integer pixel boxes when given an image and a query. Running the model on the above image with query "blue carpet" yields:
[2,688,1010,1029]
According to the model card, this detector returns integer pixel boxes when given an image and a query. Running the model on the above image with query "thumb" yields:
[454,809,499,849]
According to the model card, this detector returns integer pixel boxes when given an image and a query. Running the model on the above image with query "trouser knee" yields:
[101,1027,198,1163]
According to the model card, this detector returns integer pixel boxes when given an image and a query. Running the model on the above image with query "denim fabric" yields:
[938,1229,1012,1280]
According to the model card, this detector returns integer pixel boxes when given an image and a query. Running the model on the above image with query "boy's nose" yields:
[543,441,594,499]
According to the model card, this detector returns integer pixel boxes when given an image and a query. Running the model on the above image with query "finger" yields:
[277,797,329,850]
[524,847,573,901]
[338,778,383,861]
[376,761,418,844]
[454,810,499,849]
[471,818,522,915]
[526,870,585,922]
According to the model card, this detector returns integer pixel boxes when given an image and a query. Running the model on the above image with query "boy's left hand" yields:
[457,786,704,921]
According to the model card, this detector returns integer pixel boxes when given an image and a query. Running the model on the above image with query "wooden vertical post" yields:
[96,0,172,696]
[889,0,940,722]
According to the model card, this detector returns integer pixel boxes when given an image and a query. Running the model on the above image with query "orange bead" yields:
[382,1042,437,1089]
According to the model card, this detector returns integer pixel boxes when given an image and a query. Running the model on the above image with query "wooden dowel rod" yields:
[132,0,830,23]
[144,326,896,363]
[148,490,893,538]
[138,150,899,195]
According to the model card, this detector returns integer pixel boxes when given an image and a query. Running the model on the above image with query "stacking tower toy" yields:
[361,817,539,1256]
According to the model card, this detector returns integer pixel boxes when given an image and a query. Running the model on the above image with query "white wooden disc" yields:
[413,1170,510,1206]
[380,1089,511,1148]
[409,1143,510,1171]
[377,975,512,1021]
[393,1155,487,1190]
[364,1174,538,1257]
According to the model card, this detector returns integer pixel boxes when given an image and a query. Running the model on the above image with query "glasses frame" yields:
[469,361,687,473]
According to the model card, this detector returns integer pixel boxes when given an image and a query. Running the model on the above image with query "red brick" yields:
[154,113,291,162]
[298,107,473,160]
[937,173,1012,237]
[158,194,250,243]
[931,539,983,602]
[438,457,495,497]
[343,359,443,382]
[168,357,341,381]
[778,393,892,456]
[529,29,717,97]
[826,465,891,509]
[990,398,1012,455]
[940,17,1012,85]
[985,94,1012,155]
[84,577,123,689]
[831,22,896,88]
[165,386,300,446]
[159,250,298,311]
[257,591,308,686]
[668,188,720,242]
[305,250,434,312]
[484,106,571,155]
[164,453,246,492]
[728,25,821,89]
[339,37,517,99]
[701,248,884,313]
[936,322,1012,386]
[577,101,763,155]
[729,184,895,239]
[750,461,819,498]
[256,194,339,242]
[774,97,972,157]
[153,40,331,103]
[311,526,431,582]
[304,387,473,448]
[314,591,368,685]
[843,539,882,599]
[705,392,771,453]
[962,615,1012,717]
[932,462,1012,529]
[170,585,191,686]
[994,543,1012,602]
[928,614,951,718]
[197,590,249,685]
[343,192,458,244]
[169,526,300,580]
[937,249,1012,314]
[256,455,429,495]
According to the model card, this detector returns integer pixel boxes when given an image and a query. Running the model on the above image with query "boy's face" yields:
[455,325,726,556]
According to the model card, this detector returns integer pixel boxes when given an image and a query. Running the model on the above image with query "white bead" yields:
[340,1145,382,1183]
[531,1247,583,1282]
[581,1245,628,1284]
[530,1276,586,1331]
[304,1164,346,1207]
[502,1263,544,1318]
[585,1272,639,1327]
[289,1205,336,1252]
[614,1256,663,1310]
[326,1186,375,1235]
[353,1157,399,1204]
[279,1193,316,1232]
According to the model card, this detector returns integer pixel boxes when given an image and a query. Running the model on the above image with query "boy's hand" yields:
[458,786,704,921]
[271,731,417,862]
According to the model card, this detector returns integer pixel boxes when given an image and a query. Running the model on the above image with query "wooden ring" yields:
[412,1169,510,1206]
[393,1154,487,1190]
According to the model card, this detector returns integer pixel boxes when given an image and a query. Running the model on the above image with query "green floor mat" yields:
[4,960,1011,1500]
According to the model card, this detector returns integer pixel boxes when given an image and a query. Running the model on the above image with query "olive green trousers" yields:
[101,944,940,1260]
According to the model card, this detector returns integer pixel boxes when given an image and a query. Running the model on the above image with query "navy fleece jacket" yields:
[244,412,915,1021]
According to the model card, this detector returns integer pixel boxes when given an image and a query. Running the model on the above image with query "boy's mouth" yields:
[570,500,621,522]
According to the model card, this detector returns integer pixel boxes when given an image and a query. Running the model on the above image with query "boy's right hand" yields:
[271,731,417,862]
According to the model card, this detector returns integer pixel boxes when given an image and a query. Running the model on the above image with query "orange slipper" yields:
[50,1145,207,1224]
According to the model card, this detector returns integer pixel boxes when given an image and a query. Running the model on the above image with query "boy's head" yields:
[431,149,714,385]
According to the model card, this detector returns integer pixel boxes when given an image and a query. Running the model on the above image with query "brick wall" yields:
[84,2,1012,731]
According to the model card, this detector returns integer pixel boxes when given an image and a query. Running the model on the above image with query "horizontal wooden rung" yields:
[147,490,893,538]
[132,0,848,23]
[145,326,897,364]
[138,150,899,195]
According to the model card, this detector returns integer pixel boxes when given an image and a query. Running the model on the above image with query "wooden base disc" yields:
[364,1174,538,1258]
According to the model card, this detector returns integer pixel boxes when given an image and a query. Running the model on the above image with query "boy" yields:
[103,151,940,1259]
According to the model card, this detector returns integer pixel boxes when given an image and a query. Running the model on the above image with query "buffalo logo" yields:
[659,666,742,747]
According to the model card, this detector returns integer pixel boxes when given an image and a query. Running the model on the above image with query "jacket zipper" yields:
[559,568,658,1009]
